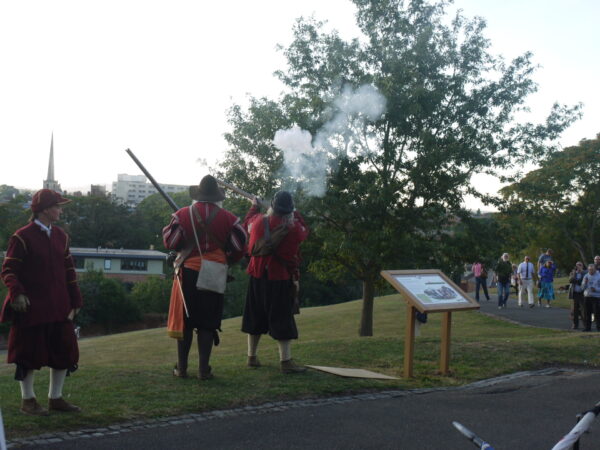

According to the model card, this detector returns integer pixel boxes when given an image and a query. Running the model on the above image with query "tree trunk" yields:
[359,279,375,337]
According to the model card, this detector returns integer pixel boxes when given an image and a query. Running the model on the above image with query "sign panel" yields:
[381,269,479,313]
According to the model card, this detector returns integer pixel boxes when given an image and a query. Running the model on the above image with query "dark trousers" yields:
[475,276,489,302]
[583,297,600,331]
[497,281,510,307]
[571,291,584,328]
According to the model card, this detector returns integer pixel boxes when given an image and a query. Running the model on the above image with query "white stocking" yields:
[48,368,67,400]
[247,334,261,357]
[277,340,291,362]
[19,370,35,399]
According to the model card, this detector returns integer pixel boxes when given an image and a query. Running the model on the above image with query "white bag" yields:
[189,205,228,294]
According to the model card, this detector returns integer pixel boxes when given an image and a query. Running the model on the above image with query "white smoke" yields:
[273,84,386,197]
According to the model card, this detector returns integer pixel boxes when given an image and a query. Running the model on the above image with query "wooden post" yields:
[404,304,416,378]
[440,311,452,375]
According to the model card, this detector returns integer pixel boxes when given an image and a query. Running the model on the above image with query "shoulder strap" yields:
[191,203,225,249]
[263,216,270,242]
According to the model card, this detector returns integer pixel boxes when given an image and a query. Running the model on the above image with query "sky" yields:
[1,0,598,208]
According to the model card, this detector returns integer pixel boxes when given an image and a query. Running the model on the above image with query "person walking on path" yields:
[517,256,536,308]
[0,189,83,416]
[511,263,519,296]
[242,191,309,374]
[162,175,247,380]
[538,260,556,308]
[472,260,490,302]
[581,263,600,332]
[568,262,586,329]
[494,253,512,309]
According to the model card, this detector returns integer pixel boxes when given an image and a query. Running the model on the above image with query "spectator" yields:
[594,255,600,271]
[517,256,536,307]
[538,260,556,308]
[494,253,512,309]
[511,264,519,296]
[569,262,586,329]
[537,248,554,272]
[472,260,490,302]
[581,264,600,332]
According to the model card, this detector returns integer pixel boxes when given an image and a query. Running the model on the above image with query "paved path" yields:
[474,292,576,331]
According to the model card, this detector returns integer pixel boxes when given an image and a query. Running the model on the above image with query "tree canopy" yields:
[217,0,579,336]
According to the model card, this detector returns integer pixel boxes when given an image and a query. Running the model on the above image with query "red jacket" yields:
[162,202,246,263]
[244,205,309,280]
[1,222,83,327]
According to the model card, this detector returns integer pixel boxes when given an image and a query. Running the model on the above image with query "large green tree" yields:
[500,134,600,267]
[218,0,579,335]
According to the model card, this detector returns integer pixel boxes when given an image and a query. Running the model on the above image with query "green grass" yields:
[1,293,599,439]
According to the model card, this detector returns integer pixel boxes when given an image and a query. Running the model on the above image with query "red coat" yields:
[1,222,83,327]
[162,202,246,262]
[244,205,309,280]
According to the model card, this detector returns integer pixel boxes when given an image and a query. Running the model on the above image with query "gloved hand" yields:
[68,308,80,321]
[11,294,30,313]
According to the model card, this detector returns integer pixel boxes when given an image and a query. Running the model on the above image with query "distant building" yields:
[70,247,167,283]
[90,184,107,197]
[43,133,62,193]
[111,174,187,207]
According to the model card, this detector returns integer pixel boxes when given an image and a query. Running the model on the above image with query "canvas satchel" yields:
[189,205,228,294]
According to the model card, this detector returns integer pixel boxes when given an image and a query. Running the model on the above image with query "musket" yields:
[125,148,189,318]
[215,178,270,210]
[125,148,179,212]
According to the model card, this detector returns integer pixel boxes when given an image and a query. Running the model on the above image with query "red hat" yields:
[31,189,71,213]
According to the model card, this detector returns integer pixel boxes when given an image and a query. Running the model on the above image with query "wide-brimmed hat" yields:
[189,175,225,202]
[31,189,71,213]
[272,191,294,215]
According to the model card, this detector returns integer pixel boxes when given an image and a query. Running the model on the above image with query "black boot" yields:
[174,327,193,378]
[197,329,214,380]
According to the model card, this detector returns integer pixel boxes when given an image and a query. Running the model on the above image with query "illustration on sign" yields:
[393,274,468,305]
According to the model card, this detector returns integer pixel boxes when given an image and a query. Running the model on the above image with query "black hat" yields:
[189,175,225,202]
[272,191,294,214]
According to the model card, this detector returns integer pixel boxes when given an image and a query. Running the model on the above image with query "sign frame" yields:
[380,269,479,378]
[380,269,479,313]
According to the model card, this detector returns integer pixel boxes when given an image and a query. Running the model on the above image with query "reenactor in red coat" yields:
[1,189,83,415]
[163,175,246,380]
[242,191,309,373]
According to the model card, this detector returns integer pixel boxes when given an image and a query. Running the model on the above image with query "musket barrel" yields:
[125,148,180,212]
[215,178,270,209]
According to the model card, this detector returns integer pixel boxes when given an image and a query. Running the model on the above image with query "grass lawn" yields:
[1,292,599,439]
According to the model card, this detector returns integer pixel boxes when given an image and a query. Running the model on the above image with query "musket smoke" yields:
[274,84,386,197]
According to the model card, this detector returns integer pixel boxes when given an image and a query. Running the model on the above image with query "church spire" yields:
[43,132,62,192]
[47,132,55,181]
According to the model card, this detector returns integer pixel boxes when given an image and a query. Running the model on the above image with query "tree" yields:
[130,275,172,314]
[499,134,600,267]
[218,0,579,336]
[0,194,31,250]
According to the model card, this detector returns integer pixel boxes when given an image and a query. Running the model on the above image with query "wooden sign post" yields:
[381,269,479,378]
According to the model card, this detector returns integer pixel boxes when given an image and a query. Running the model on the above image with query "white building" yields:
[111,174,188,206]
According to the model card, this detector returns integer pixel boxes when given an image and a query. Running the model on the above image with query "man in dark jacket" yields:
[242,191,309,374]
[495,253,513,309]
[1,189,83,416]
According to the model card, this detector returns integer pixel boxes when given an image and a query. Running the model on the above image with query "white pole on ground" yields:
[0,408,7,450]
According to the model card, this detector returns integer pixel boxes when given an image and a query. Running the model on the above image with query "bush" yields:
[130,276,172,314]
[77,270,141,332]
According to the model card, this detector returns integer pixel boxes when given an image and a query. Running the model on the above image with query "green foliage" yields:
[0,194,31,249]
[76,270,142,332]
[499,134,600,268]
[130,276,172,314]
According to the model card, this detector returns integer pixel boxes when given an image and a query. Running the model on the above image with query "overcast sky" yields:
[1,0,598,208]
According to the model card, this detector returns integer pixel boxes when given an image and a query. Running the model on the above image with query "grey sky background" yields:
[1,0,597,209]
